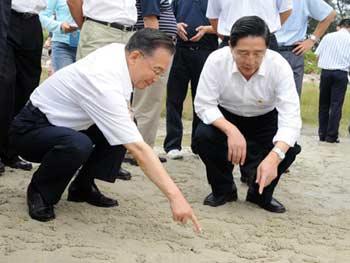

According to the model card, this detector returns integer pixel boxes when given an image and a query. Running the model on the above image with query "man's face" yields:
[231,36,267,79]
[128,48,172,89]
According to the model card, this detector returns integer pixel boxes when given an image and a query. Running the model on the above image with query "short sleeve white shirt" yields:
[194,47,301,146]
[206,0,292,36]
[83,0,137,25]
[30,44,143,146]
[12,0,47,14]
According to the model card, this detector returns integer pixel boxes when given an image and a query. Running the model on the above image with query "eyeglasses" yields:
[140,52,166,77]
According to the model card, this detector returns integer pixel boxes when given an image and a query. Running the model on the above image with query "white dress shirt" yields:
[83,0,137,26]
[12,0,47,14]
[194,47,301,146]
[206,0,292,36]
[30,43,143,146]
[315,28,350,72]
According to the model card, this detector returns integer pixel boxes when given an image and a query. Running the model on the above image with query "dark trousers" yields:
[220,33,278,51]
[0,0,11,68]
[164,46,214,153]
[193,108,300,204]
[0,10,43,161]
[318,69,349,141]
[9,102,126,205]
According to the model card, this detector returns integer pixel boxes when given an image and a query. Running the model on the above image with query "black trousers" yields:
[0,0,11,68]
[220,33,278,51]
[193,108,300,204]
[0,10,43,161]
[318,69,349,141]
[164,46,214,153]
[9,102,126,205]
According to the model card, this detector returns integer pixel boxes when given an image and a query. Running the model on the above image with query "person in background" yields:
[163,0,218,159]
[276,0,336,97]
[206,0,292,49]
[315,19,350,143]
[0,0,46,175]
[40,0,80,72]
[193,16,301,213]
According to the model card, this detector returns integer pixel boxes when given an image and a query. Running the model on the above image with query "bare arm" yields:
[143,15,159,29]
[209,18,218,34]
[124,141,201,233]
[293,10,336,55]
[67,0,84,28]
[279,9,292,26]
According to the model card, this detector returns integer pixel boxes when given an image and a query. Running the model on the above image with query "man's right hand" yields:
[169,194,201,233]
[177,22,188,41]
[227,126,247,165]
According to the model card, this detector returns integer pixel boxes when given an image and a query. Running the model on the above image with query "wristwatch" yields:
[309,34,320,43]
[272,147,285,161]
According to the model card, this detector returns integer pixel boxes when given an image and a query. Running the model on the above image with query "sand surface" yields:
[1,124,350,263]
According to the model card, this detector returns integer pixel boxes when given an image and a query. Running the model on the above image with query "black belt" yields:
[85,17,136,32]
[11,9,38,19]
[278,45,298,52]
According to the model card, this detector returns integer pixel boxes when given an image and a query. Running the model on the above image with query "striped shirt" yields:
[136,0,177,37]
[315,28,350,72]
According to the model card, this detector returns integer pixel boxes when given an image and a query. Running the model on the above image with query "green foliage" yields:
[304,51,321,74]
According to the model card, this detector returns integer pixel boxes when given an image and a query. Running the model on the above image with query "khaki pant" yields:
[77,19,134,59]
[132,68,170,147]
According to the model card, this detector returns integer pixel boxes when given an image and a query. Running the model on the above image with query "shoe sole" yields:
[203,194,238,207]
[246,197,286,213]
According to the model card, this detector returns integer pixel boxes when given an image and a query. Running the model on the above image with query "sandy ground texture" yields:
[0,122,350,263]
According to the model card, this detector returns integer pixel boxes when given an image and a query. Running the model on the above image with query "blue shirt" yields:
[39,0,80,46]
[136,0,177,37]
[172,0,218,49]
[276,0,333,46]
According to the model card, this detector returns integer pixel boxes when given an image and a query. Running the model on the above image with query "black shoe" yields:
[0,159,4,175]
[325,137,340,143]
[3,156,32,171]
[246,194,286,213]
[319,137,326,142]
[116,167,132,180]
[67,182,119,207]
[203,192,238,207]
[27,183,55,222]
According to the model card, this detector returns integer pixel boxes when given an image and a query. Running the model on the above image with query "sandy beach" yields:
[0,123,350,263]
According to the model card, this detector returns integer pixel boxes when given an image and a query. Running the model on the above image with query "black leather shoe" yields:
[203,192,238,207]
[159,156,167,163]
[325,138,340,143]
[3,156,32,171]
[67,183,119,207]
[27,183,55,222]
[116,167,132,180]
[246,194,286,213]
[0,159,4,175]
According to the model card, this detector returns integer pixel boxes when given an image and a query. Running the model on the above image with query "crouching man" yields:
[9,29,200,231]
[193,16,302,213]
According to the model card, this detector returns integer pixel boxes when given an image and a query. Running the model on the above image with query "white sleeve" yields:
[80,89,143,146]
[273,58,302,146]
[206,0,221,19]
[194,54,223,124]
[277,0,293,13]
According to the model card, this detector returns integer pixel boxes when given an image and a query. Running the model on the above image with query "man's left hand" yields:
[190,26,207,42]
[256,153,280,194]
[292,39,315,55]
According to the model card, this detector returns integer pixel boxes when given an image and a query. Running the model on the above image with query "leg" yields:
[318,70,332,141]
[326,71,348,142]
[193,122,237,207]
[163,47,191,153]
[51,41,77,71]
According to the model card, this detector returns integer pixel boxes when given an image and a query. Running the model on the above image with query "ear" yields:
[127,50,143,65]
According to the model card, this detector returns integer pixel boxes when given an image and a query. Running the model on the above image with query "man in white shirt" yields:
[315,19,350,143]
[0,0,46,175]
[193,16,302,213]
[206,0,292,49]
[9,29,201,232]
